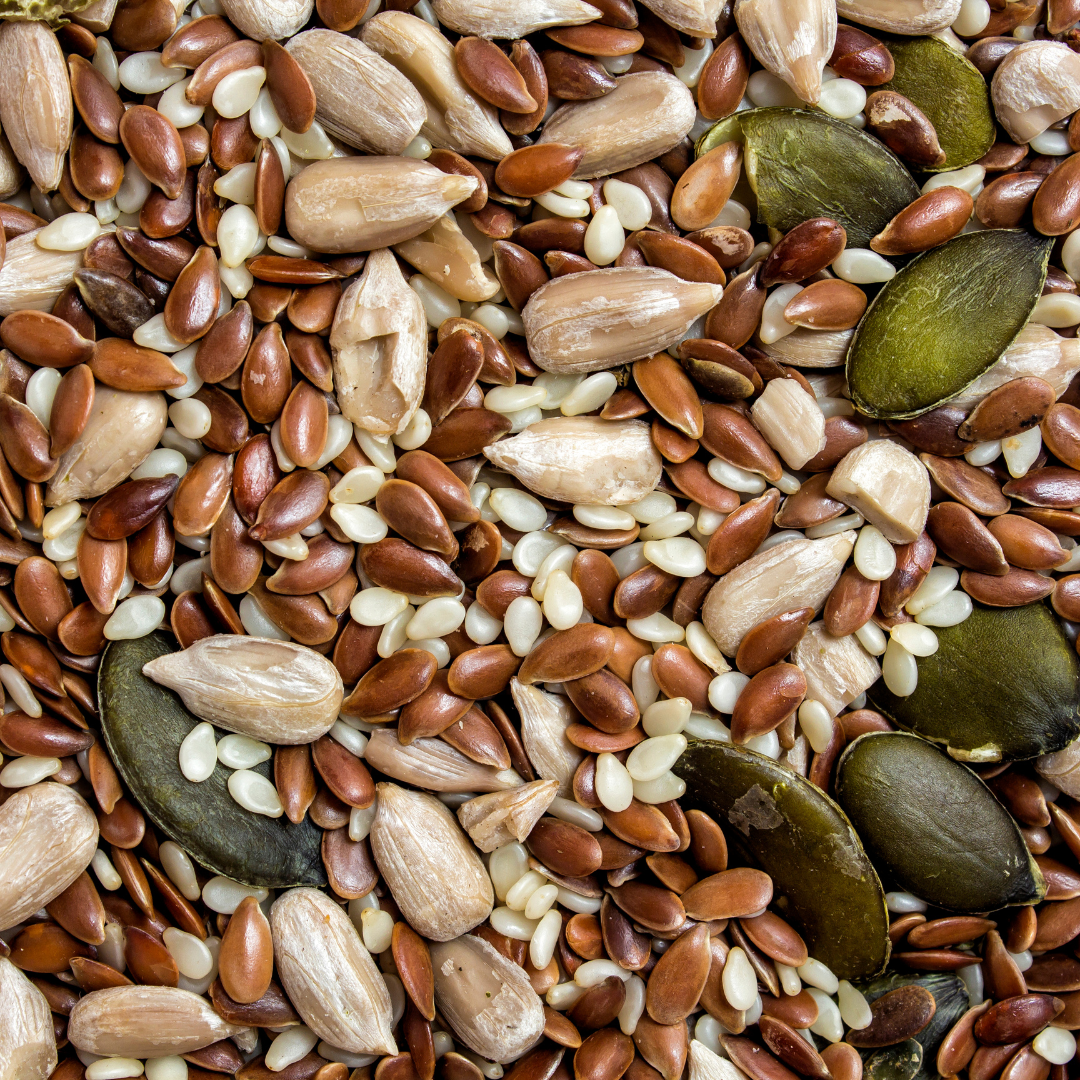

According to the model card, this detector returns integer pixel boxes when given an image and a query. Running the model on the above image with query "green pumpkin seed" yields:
[672,739,890,980]
[696,115,745,157]
[867,603,1080,760]
[835,732,1045,912]
[864,1040,924,1080]
[846,229,1052,420]
[738,107,920,248]
[859,973,969,1080]
[880,36,995,173]
[99,632,327,890]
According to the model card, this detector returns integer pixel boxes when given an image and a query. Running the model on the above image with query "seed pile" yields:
[4,0,1080,1079]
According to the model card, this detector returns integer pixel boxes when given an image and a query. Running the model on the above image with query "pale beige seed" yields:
[640,0,724,35]
[522,267,723,373]
[394,214,500,303]
[67,986,245,1057]
[0,130,22,200]
[285,30,425,156]
[791,622,881,717]
[270,888,397,1056]
[826,440,931,545]
[750,378,827,471]
[834,0,961,35]
[734,0,835,104]
[511,679,584,798]
[0,21,72,193]
[430,0,602,37]
[330,247,428,437]
[457,779,559,852]
[539,72,697,179]
[370,783,494,941]
[0,959,56,1080]
[71,0,119,33]
[46,385,168,506]
[218,0,313,40]
[364,728,519,793]
[142,635,344,744]
[285,157,477,254]
[484,416,663,506]
[702,532,857,655]
[0,783,99,932]
[0,229,85,317]
[1036,739,1080,799]
[689,1039,748,1080]
[991,40,1080,145]
[361,11,513,161]
[951,323,1080,409]
[430,934,546,1063]
[755,327,856,369]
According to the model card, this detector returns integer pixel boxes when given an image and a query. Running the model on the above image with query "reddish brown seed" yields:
[847,985,938,1048]
[254,137,286,237]
[645,922,710,1024]
[455,37,538,112]
[729,663,806,744]
[734,608,814,676]
[496,144,587,199]
[959,378,1056,443]
[218,895,274,1005]
[761,218,846,286]
[118,105,186,199]
[263,39,317,135]
[872,187,973,256]
[974,995,1063,1045]
[681,867,773,922]
[697,33,749,119]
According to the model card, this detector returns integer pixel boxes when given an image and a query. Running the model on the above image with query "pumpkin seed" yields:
[866,602,1080,760]
[880,36,995,173]
[98,632,326,889]
[835,732,1045,912]
[739,107,920,249]
[858,973,969,1080]
[863,1040,923,1080]
[672,738,890,980]
[846,230,1053,420]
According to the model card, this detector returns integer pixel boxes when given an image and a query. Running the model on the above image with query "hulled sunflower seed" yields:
[271,887,398,1055]
[429,933,546,1063]
[511,678,584,797]
[734,0,836,105]
[522,267,723,373]
[67,985,246,1057]
[330,247,428,437]
[141,635,345,744]
[370,782,495,940]
[485,416,663,505]
[430,0,603,38]
[0,958,56,1080]
[285,30,426,156]
[457,778,560,852]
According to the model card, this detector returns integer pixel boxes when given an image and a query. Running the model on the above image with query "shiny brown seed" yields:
[48,363,95,458]
[671,142,742,233]
[0,394,55,482]
[976,171,1045,229]
[447,645,521,700]
[518,624,616,685]
[735,608,814,677]
[705,489,781,575]
[312,733,375,808]
[360,538,462,597]
[218,894,274,1005]
[278,380,328,470]
[422,329,486,428]
[697,33,749,119]
[601,803,681,855]
[871,186,973,256]
[1033,152,1080,236]
[113,227,194,282]
[501,39,548,135]
[879,531,936,617]
[162,14,239,68]
[496,144,587,198]
[68,54,124,144]
[164,245,220,344]
[633,354,704,438]
[539,49,617,101]
[645,922,710,1024]
[702,401,782,481]
[376,479,458,559]
[919,454,1009,517]
[824,565,879,637]
[1004,467,1080,508]
[398,668,472,744]
[987,514,1068,571]
[172,452,232,536]
[89,338,185,392]
[0,310,94,368]
[254,138,286,237]
[758,1016,830,1079]
[865,90,946,168]
[248,468,329,542]
[263,38,317,135]
[342,650,438,716]
[848,985,938,1048]
[959,377,1055,442]
[455,37,538,112]
[76,532,127,614]
[729,663,806,744]
[118,105,186,199]
[762,218,846,286]
[681,867,773,921]
[635,233,725,286]
[975,995,1063,1045]
[574,1028,635,1080]
[926,502,1009,576]
[528,816,603,878]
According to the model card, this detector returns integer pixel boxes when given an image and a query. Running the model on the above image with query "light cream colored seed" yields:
[179,722,217,783]
[882,638,918,696]
[734,0,835,103]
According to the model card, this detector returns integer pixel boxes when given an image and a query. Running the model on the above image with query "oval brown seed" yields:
[681,867,773,922]
[1033,152,1080,236]
[871,186,973,256]
[528,816,603,878]
[645,922,711,1025]
[518,624,616,685]
[824,565,879,637]
[761,218,846,286]
[90,338,185,392]
[847,985,938,1048]
[164,245,220,344]
[496,143,586,199]
[49,363,95,458]
[976,171,1045,230]
[735,608,814,677]
[218,894,274,1005]
[118,105,186,199]
[974,995,1062,1045]
[376,479,458,560]
[69,54,124,144]
[958,377,1055,442]
[865,90,946,168]
[697,33,749,120]
[830,24,894,84]
[670,142,742,233]
[0,310,94,368]
[730,663,806,744]
[455,37,537,113]
[262,38,317,135]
